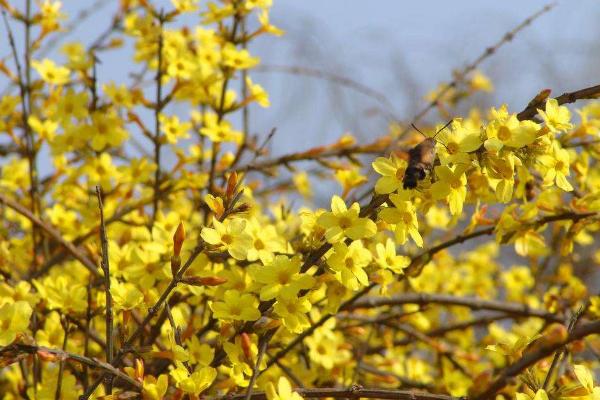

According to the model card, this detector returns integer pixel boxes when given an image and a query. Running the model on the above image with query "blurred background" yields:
[2,0,600,202]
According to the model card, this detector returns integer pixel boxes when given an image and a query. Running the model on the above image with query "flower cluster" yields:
[0,1,599,399]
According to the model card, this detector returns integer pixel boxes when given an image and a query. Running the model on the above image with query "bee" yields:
[402,120,452,190]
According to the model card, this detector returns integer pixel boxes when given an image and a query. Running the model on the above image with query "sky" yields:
[1,0,599,188]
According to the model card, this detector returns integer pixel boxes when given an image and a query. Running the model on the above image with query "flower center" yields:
[338,216,352,229]
[221,234,233,245]
[498,126,511,141]
[345,257,354,269]
[446,142,459,154]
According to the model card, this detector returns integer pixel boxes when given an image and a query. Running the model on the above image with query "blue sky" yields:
[2,0,599,188]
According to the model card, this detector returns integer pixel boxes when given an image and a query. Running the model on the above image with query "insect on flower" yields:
[402,120,453,189]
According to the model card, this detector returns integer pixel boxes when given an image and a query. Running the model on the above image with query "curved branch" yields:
[473,319,600,399]
[348,293,561,322]
[0,343,141,390]
[212,386,462,400]
[0,192,100,278]
[517,83,600,121]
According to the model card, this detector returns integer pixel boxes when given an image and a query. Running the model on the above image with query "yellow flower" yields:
[246,77,270,107]
[251,255,315,301]
[245,218,287,264]
[33,275,87,314]
[222,43,260,69]
[436,119,482,165]
[266,377,303,400]
[305,319,351,369]
[502,266,534,301]
[61,42,92,70]
[51,88,89,122]
[379,192,423,247]
[39,0,66,33]
[0,301,32,346]
[293,171,312,198]
[372,155,407,194]
[201,217,252,260]
[469,70,494,92]
[430,165,468,215]
[273,288,312,333]
[573,364,600,397]
[170,363,216,395]
[201,2,235,24]
[317,195,377,243]
[111,279,145,311]
[171,0,199,13]
[538,98,573,133]
[103,82,136,108]
[160,114,191,144]
[258,10,285,36]
[486,152,518,203]
[537,142,573,191]
[84,110,129,151]
[210,289,261,321]
[32,59,70,85]
[327,241,372,290]
[28,115,58,141]
[516,389,549,400]
[82,153,120,188]
[485,113,539,151]
[374,237,410,274]
[200,112,243,143]
[335,167,367,198]
[142,374,169,400]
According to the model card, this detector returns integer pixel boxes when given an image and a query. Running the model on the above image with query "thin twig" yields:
[541,303,587,391]
[95,186,113,394]
[54,317,69,400]
[151,12,165,227]
[348,293,562,321]
[0,192,100,278]
[0,344,142,390]
[517,83,600,121]
[208,4,241,194]
[245,330,276,400]
[473,319,600,400]
[1,9,40,270]
[213,386,462,400]
[403,2,556,132]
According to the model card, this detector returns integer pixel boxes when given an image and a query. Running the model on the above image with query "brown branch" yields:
[473,318,600,399]
[151,12,165,227]
[0,343,141,390]
[0,192,100,278]
[54,318,69,400]
[229,16,250,171]
[30,189,173,279]
[1,9,41,269]
[541,304,587,391]
[404,2,555,131]
[81,189,246,397]
[213,386,462,400]
[517,83,600,121]
[245,330,276,400]
[229,138,390,177]
[348,293,562,321]
[406,210,596,277]
[95,186,113,394]
[79,243,206,398]
[207,11,241,194]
